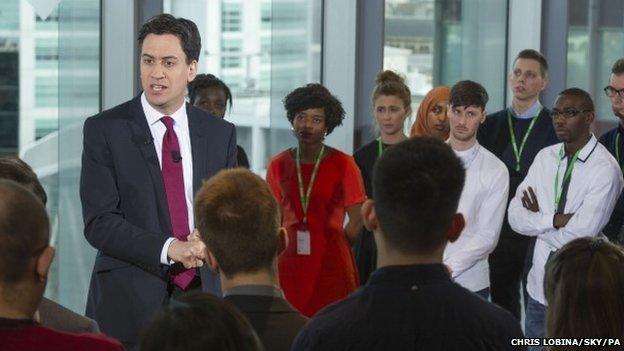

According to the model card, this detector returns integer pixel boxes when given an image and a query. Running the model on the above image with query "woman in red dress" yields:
[266,84,366,317]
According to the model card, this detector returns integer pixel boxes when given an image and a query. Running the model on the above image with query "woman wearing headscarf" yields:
[410,85,451,140]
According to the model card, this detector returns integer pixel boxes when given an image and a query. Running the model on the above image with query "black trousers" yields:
[488,220,534,320]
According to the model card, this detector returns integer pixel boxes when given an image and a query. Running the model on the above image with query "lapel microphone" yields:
[171,150,182,163]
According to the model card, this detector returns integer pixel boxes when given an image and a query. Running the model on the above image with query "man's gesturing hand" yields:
[167,238,206,269]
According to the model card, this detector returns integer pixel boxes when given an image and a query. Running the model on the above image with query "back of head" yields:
[138,14,201,64]
[449,80,489,110]
[194,168,280,278]
[545,237,624,340]
[140,291,262,351]
[0,157,47,205]
[0,179,49,285]
[558,87,595,111]
[515,49,548,78]
[372,70,412,110]
[372,137,465,254]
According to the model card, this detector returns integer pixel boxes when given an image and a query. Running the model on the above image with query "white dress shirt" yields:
[444,142,510,292]
[508,134,624,305]
[141,93,194,265]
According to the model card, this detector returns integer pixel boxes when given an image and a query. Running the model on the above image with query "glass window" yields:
[165,0,322,174]
[384,0,508,132]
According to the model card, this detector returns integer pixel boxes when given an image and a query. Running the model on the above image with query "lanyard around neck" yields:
[507,108,541,172]
[295,144,325,224]
[615,132,624,172]
[377,138,384,157]
[553,145,581,211]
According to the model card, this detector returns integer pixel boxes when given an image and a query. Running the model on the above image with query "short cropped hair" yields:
[0,157,47,205]
[140,291,262,351]
[611,58,624,75]
[449,80,489,111]
[515,49,549,78]
[138,14,201,64]
[283,83,345,135]
[372,137,465,254]
[0,180,49,283]
[558,87,594,112]
[545,237,624,342]
[188,73,233,110]
[194,169,280,278]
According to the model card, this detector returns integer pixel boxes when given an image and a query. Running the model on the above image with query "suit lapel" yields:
[187,104,208,194]
[126,95,172,233]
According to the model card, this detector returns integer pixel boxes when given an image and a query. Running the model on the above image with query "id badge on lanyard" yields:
[297,229,311,255]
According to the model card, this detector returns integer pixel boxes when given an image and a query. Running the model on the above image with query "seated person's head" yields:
[188,73,232,118]
[552,88,595,143]
[545,237,624,341]
[140,291,262,351]
[0,180,54,314]
[194,168,285,279]
[362,137,465,258]
[0,157,47,204]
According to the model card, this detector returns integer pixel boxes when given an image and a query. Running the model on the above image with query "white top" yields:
[508,134,624,305]
[141,93,194,265]
[444,142,510,292]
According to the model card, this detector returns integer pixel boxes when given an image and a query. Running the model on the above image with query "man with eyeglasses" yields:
[598,58,624,243]
[508,88,623,350]
[477,49,558,320]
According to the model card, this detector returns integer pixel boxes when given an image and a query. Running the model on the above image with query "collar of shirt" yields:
[558,134,598,162]
[453,141,480,169]
[368,264,451,288]
[223,284,284,298]
[510,100,542,119]
[140,92,189,129]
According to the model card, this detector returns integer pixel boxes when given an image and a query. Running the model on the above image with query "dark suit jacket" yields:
[224,295,308,351]
[39,297,99,333]
[80,95,237,346]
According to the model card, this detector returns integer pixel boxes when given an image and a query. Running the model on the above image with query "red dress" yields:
[266,148,366,317]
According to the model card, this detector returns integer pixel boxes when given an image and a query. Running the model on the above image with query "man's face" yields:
[607,73,624,119]
[448,104,485,143]
[140,33,197,115]
[509,58,548,102]
[193,87,227,118]
[552,95,593,144]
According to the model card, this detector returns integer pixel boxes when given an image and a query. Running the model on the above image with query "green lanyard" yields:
[553,145,581,211]
[615,133,623,172]
[295,144,325,225]
[507,109,541,172]
[377,138,384,157]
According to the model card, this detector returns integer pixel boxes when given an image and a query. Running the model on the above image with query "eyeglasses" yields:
[604,86,624,98]
[551,108,592,119]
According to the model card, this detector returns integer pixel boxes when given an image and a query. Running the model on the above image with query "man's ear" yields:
[447,213,465,243]
[187,60,198,82]
[35,246,55,282]
[361,199,378,232]
[205,250,219,273]
[277,227,288,256]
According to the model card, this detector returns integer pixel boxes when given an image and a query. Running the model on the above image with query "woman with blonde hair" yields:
[353,70,411,284]
[410,85,451,140]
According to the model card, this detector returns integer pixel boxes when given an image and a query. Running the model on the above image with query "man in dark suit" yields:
[292,138,524,351]
[80,14,237,350]
[194,168,307,351]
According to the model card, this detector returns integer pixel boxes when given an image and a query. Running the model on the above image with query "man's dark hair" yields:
[515,49,549,78]
[558,87,595,112]
[194,169,280,278]
[283,83,345,135]
[188,74,233,110]
[0,180,49,283]
[138,14,201,64]
[449,80,489,111]
[140,291,262,351]
[372,137,465,254]
[611,58,624,75]
[0,156,47,205]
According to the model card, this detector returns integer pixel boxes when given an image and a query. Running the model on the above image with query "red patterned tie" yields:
[160,116,195,289]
